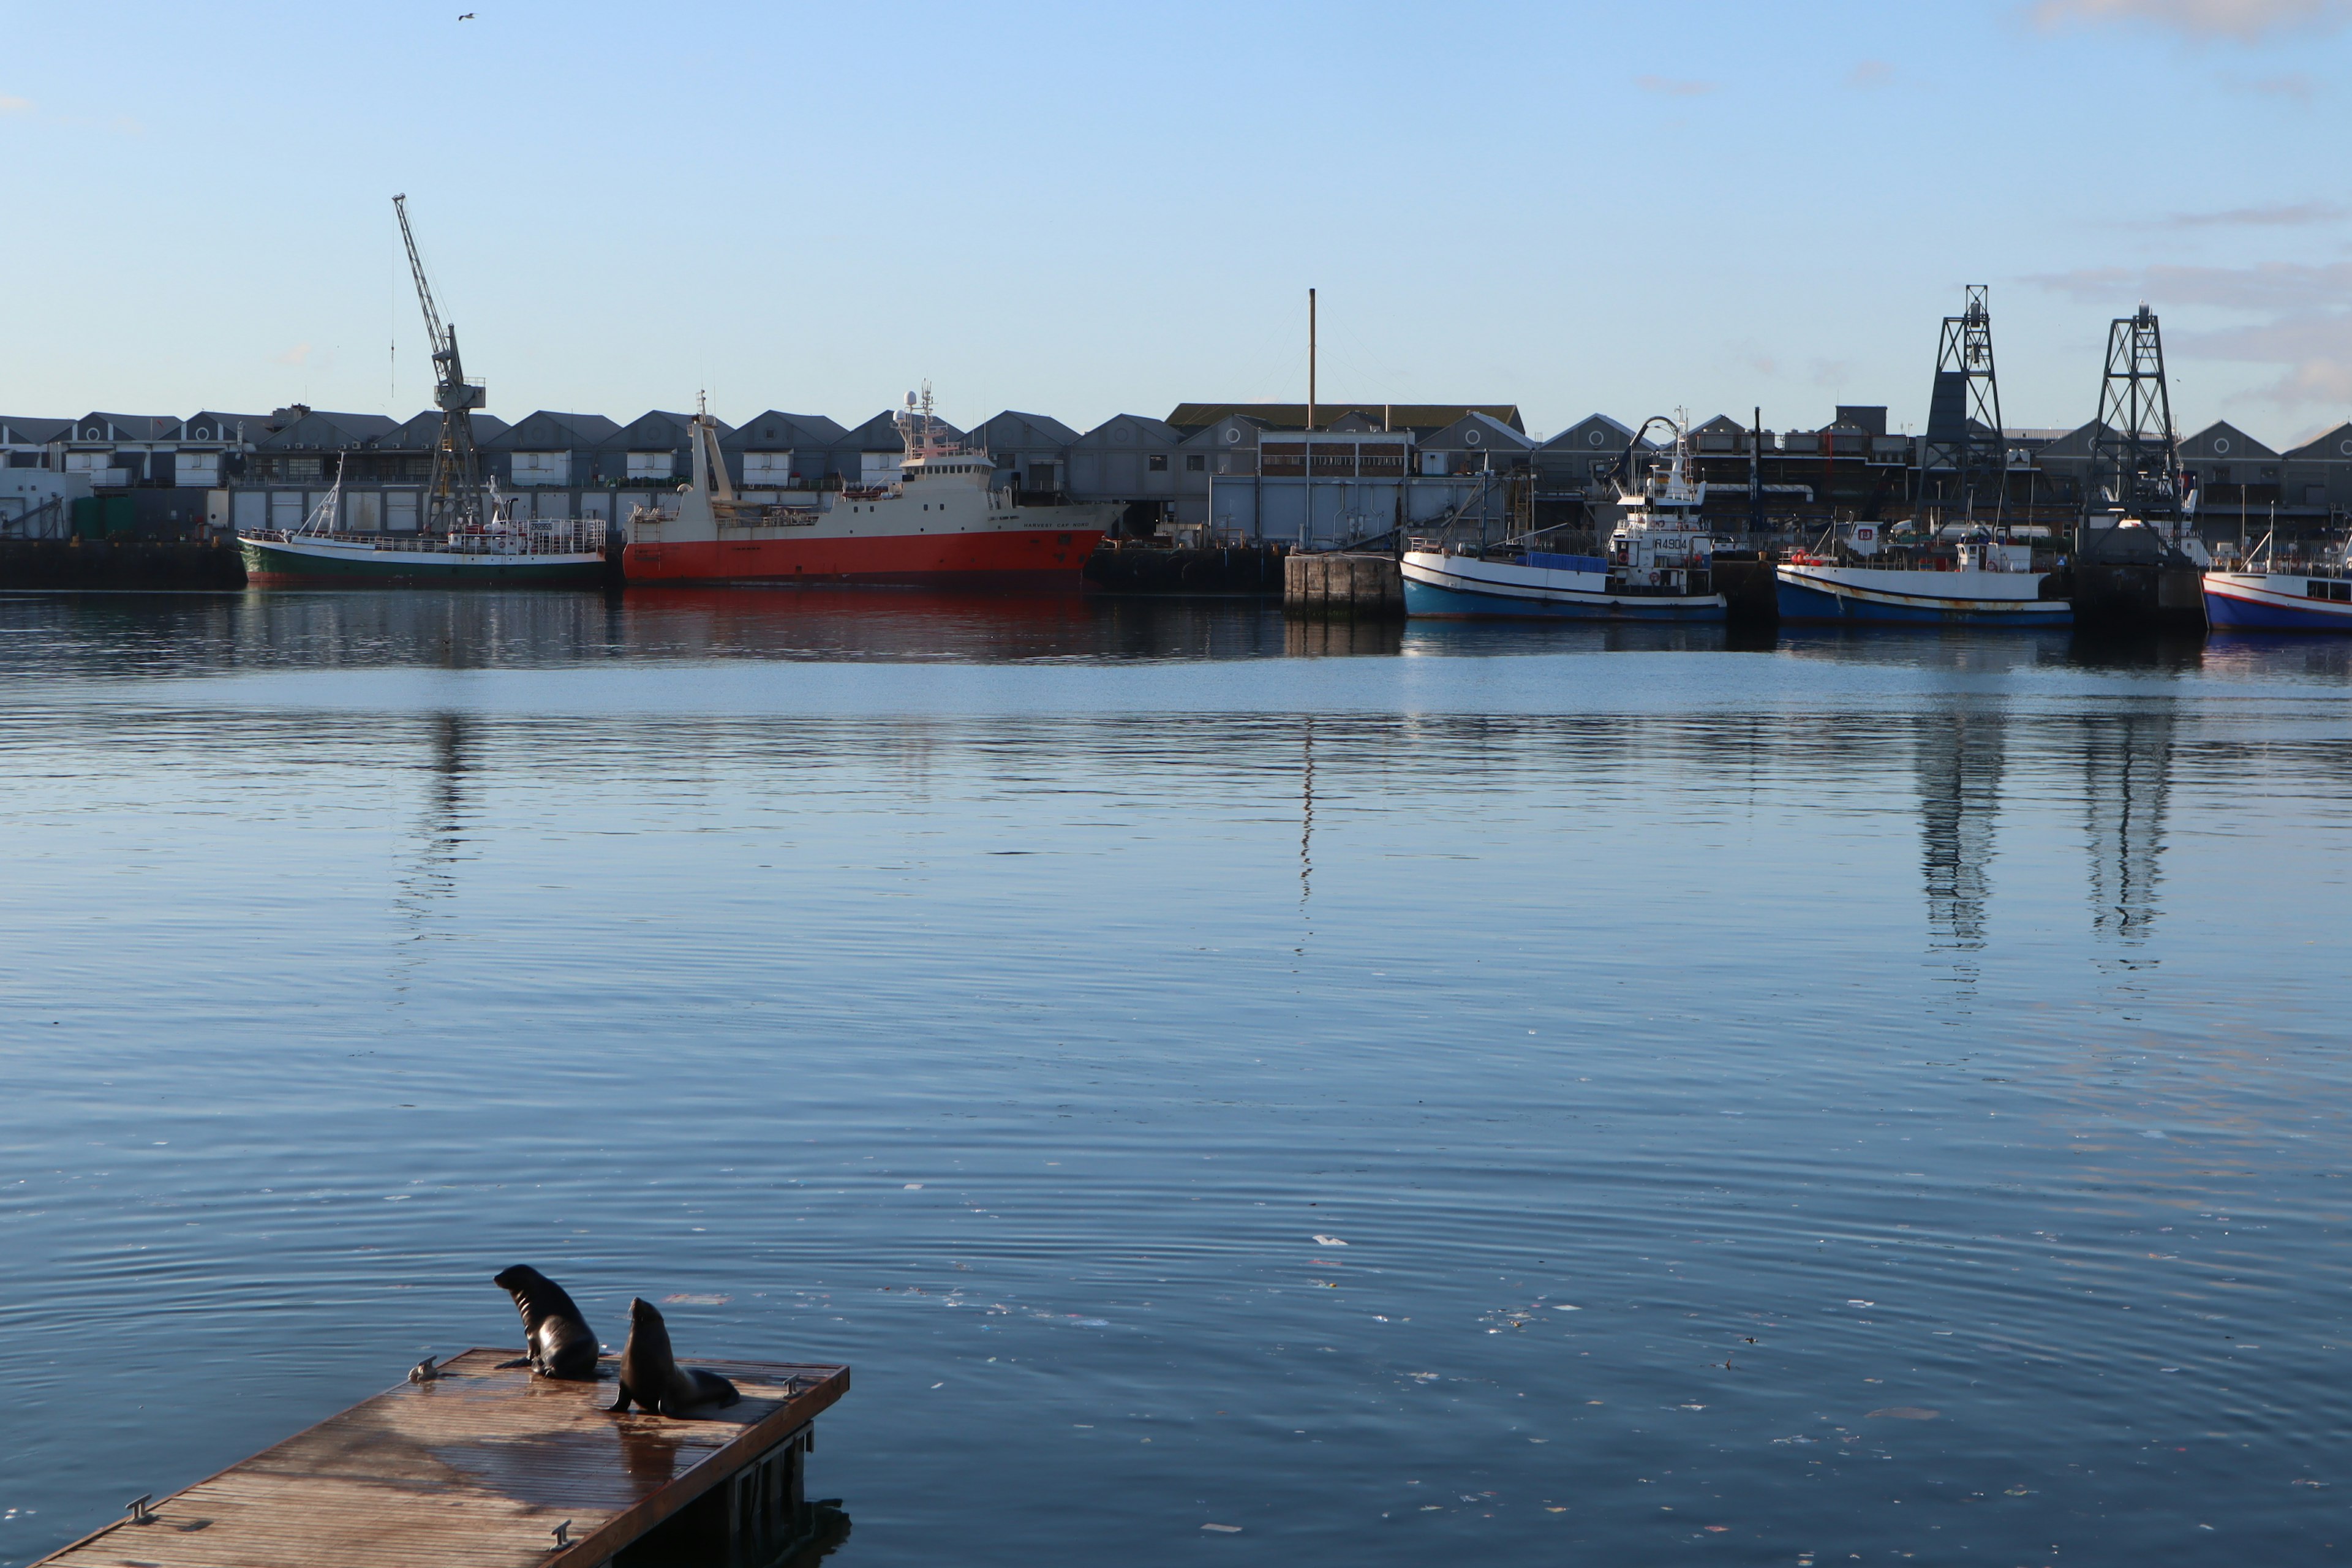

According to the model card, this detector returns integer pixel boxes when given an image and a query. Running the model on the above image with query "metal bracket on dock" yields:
[124,1496,153,1525]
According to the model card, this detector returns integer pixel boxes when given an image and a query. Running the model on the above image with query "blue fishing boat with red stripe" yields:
[2203,568,2352,631]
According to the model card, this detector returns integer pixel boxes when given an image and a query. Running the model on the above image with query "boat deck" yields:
[34,1348,848,1568]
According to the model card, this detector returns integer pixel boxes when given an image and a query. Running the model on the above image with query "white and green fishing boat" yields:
[239,480,609,587]
[237,193,610,589]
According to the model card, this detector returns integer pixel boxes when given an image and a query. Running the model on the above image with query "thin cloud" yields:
[2154,200,2348,227]
[1847,60,1894,87]
[1635,75,1717,97]
[2026,260,2352,310]
[2241,70,2320,97]
[2031,0,2352,40]
[2030,260,2352,409]
[2174,313,2352,403]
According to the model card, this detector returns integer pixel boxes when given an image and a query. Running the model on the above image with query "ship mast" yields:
[393,194,486,532]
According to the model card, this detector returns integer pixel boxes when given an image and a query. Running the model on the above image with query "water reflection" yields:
[1298,717,1316,941]
[1284,617,1403,658]
[1917,707,2004,977]
[6,589,2352,687]
[2082,710,2173,946]
[390,712,473,1002]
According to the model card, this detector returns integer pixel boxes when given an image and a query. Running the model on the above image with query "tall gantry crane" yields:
[1923,285,2006,521]
[2091,304,2182,527]
[393,194,486,532]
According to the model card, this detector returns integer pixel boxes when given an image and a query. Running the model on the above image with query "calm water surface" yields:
[3,589,2350,1566]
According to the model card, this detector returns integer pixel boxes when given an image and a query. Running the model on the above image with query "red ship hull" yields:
[624,526,1100,587]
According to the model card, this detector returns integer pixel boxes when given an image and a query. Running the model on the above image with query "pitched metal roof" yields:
[70,413,182,440]
[609,410,727,449]
[253,410,405,450]
[1420,410,1534,450]
[2177,420,2277,459]
[2284,422,2352,460]
[1539,415,1646,454]
[481,412,623,450]
[177,412,265,441]
[394,410,511,447]
[1167,402,1523,434]
[973,410,1082,447]
[1074,413,1182,445]
[839,409,964,447]
[723,411,850,450]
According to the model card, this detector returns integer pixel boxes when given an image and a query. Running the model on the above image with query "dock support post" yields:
[1282,552,1403,619]
[616,1423,832,1567]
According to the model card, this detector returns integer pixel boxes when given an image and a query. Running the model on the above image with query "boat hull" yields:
[622,526,1100,588]
[1774,564,2071,627]
[1400,552,1725,621]
[2203,573,2352,632]
[239,534,608,587]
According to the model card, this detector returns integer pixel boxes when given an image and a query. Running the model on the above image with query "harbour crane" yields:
[393,194,486,532]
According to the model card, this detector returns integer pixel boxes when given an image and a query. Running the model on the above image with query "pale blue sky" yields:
[3,0,2348,443]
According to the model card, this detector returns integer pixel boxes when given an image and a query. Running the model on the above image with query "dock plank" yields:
[37,1349,848,1568]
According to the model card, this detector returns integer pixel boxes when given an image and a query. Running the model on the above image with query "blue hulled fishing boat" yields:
[1401,413,1726,621]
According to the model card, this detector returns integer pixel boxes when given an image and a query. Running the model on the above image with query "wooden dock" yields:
[36,1348,848,1568]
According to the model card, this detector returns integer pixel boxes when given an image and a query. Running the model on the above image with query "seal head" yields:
[492,1264,600,1381]
[608,1297,740,1417]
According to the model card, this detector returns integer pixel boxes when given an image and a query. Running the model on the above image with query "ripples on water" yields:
[2,589,2349,1566]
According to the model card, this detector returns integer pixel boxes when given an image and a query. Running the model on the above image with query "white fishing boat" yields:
[1401,412,1726,620]
[1775,527,2070,627]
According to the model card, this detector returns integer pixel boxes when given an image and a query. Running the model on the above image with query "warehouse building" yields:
[1126,402,1531,545]
[720,411,850,491]
[18,390,2352,545]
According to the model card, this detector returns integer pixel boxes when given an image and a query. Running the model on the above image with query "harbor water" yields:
[2,590,2349,1565]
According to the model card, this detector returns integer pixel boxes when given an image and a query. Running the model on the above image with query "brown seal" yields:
[492,1264,600,1381]
[607,1297,741,1417]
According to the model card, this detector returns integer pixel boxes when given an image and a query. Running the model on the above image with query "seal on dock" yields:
[492,1264,600,1381]
[609,1296,741,1417]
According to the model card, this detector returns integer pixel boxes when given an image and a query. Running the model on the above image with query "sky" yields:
[3,0,2350,445]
